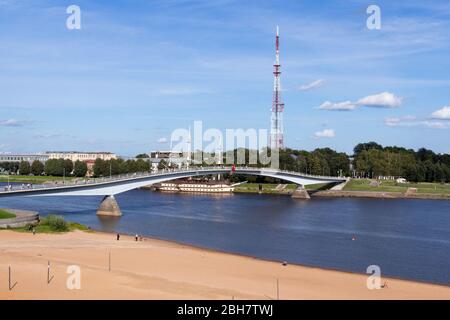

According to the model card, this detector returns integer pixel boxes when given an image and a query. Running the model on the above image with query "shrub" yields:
[41,215,69,232]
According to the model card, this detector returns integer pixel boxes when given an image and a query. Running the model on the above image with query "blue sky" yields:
[1,0,450,156]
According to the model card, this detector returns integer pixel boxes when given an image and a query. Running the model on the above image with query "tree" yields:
[135,153,149,159]
[93,158,106,177]
[64,159,73,176]
[73,160,88,177]
[45,159,65,176]
[31,160,44,176]
[136,158,151,171]
[353,142,383,156]
[19,161,31,175]
[157,159,168,170]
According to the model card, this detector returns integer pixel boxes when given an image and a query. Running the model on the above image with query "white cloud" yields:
[0,119,24,127]
[154,87,212,96]
[157,137,168,144]
[357,92,403,108]
[423,121,450,129]
[318,92,402,112]
[317,101,356,111]
[431,106,450,119]
[384,116,450,129]
[384,115,416,127]
[314,129,335,139]
[299,79,324,91]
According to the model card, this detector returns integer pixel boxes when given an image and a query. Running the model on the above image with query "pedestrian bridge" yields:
[0,166,346,197]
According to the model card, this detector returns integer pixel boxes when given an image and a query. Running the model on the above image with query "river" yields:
[0,183,449,285]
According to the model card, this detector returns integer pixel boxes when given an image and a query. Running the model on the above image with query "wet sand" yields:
[0,230,449,300]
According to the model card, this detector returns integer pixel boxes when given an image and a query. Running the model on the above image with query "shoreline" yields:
[141,185,450,200]
[311,190,450,200]
[95,229,450,288]
[232,188,450,200]
[0,229,449,299]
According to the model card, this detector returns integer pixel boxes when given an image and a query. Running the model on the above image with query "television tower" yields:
[270,25,284,150]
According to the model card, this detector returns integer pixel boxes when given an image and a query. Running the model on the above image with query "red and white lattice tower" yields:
[270,26,284,150]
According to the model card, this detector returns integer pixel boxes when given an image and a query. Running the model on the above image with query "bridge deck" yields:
[0,167,346,197]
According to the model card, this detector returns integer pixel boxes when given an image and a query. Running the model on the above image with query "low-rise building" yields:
[46,151,117,162]
[396,177,407,184]
[0,153,49,163]
[149,150,191,169]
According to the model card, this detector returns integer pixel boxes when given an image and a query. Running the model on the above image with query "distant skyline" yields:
[1,0,450,156]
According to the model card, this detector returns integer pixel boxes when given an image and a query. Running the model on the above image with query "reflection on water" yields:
[0,183,449,285]
[96,215,121,231]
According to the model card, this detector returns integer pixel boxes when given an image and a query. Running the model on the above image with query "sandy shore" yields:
[0,230,449,300]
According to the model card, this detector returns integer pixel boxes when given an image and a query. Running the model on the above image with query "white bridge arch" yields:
[0,167,347,198]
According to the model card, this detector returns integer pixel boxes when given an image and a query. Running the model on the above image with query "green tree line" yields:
[1,142,449,182]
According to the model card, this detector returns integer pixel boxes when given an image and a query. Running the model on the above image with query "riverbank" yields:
[233,180,450,200]
[0,209,39,228]
[0,229,449,299]
[0,175,73,184]
[312,190,450,200]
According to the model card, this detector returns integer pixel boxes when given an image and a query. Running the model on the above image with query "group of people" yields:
[116,233,141,242]
[2,183,33,191]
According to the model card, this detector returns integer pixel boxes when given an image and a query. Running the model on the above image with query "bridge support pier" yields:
[291,185,310,200]
[96,195,122,217]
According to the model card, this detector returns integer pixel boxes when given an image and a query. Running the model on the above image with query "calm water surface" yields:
[0,182,449,285]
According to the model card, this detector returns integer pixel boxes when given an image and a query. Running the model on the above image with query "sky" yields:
[0,0,450,156]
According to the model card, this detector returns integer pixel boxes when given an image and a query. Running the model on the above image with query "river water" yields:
[0,183,449,285]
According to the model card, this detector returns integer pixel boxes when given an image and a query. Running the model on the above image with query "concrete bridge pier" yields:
[291,185,310,200]
[96,195,122,217]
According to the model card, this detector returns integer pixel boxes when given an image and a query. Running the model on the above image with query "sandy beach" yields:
[0,230,449,300]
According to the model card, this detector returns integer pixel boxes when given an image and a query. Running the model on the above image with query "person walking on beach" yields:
[135,234,138,241]
[116,233,120,241]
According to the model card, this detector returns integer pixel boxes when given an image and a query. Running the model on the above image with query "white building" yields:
[149,151,190,169]
[46,151,117,162]
[396,177,407,184]
[0,153,49,163]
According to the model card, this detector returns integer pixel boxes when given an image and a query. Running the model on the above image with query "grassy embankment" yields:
[343,179,450,195]
[0,214,88,233]
[0,209,16,219]
[234,183,331,194]
[0,175,74,184]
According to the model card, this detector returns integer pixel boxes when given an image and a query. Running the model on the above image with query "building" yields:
[396,177,407,184]
[46,151,117,162]
[0,153,49,163]
[149,151,190,169]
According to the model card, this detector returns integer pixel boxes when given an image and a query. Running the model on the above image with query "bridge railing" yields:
[1,166,345,193]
